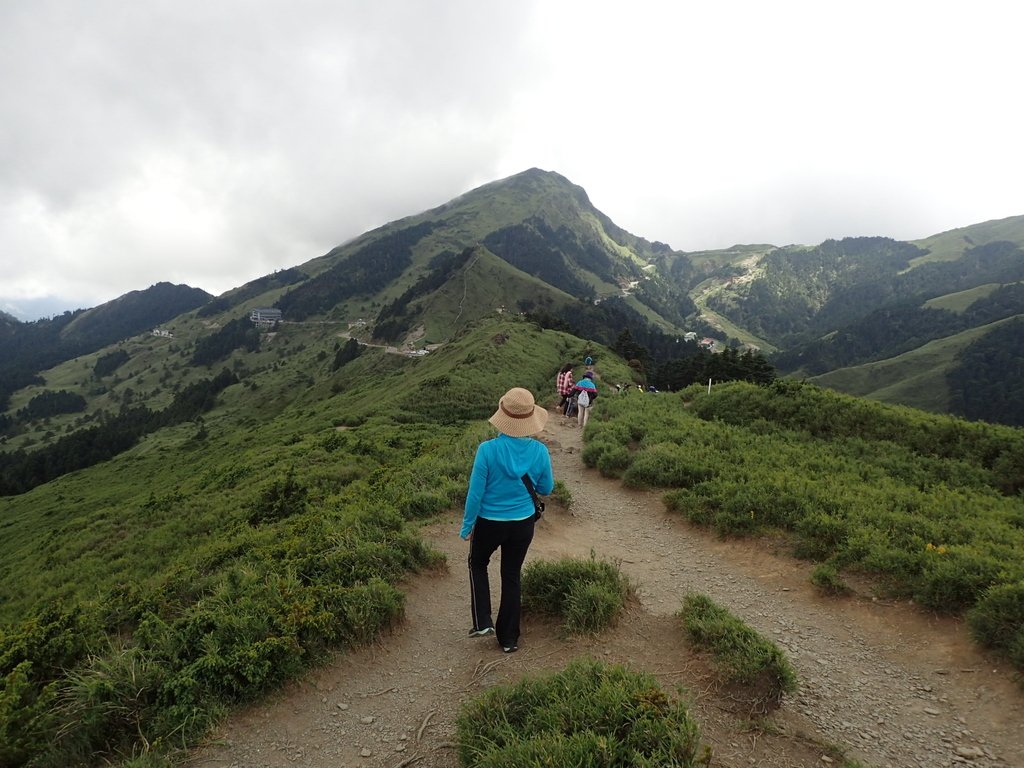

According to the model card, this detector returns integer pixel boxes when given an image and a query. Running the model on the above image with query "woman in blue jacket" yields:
[461,387,553,653]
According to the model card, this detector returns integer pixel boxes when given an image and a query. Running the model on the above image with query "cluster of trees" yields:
[631,275,696,329]
[93,349,130,378]
[483,210,694,330]
[527,299,776,390]
[706,237,924,344]
[196,268,306,318]
[904,240,1024,296]
[0,312,83,412]
[331,338,363,371]
[484,219,596,300]
[61,282,210,350]
[191,317,261,366]
[276,221,439,321]
[709,237,1024,380]
[523,216,620,283]
[0,283,210,411]
[374,248,474,341]
[0,369,237,496]
[948,317,1024,426]
[16,390,87,420]
[776,281,1024,375]
[652,347,777,390]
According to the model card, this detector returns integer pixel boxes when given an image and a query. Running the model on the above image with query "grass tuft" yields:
[810,563,852,596]
[456,657,707,767]
[521,554,631,635]
[678,593,797,713]
[549,479,573,510]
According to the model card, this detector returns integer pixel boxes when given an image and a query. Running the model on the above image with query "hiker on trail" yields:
[461,387,553,654]
[574,371,598,429]
[556,363,575,416]
[584,355,595,376]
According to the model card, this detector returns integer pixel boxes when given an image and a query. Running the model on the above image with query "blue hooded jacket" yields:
[461,434,554,538]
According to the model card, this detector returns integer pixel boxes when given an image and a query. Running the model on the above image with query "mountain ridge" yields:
[3,169,1023,426]
[2,172,1024,767]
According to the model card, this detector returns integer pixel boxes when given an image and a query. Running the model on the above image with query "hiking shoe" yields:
[468,626,494,637]
[502,644,518,653]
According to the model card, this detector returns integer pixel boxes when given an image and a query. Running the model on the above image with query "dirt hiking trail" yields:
[191,413,1024,768]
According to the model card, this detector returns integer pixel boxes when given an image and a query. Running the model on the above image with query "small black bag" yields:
[521,474,545,521]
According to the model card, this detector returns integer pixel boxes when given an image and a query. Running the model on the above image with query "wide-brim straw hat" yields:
[489,387,548,437]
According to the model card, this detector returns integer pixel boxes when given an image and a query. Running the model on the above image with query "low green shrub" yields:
[580,438,620,470]
[564,581,620,635]
[549,479,573,509]
[0,605,99,766]
[587,375,1024,675]
[456,658,706,767]
[246,469,308,524]
[583,421,632,448]
[678,593,797,713]
[663,488,718,527]
[967,581,1024,658]
[48,643,167,764]
[810,564,851,596]
[0,662,59,767]
[401,490,451,518]
[1011,630,1024,670]
[793,512,849,561]
[522,555,630,635]
[857,544,925,596]
[622,443,715,490]
[596,444,631,478]
[914,546,1003,612]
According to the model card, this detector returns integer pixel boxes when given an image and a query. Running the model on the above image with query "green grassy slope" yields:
[4,302,1023,765]
[2,314,636,763]
[273,169,691,340]
[586,382,1024,673]
[910,214,1024,266]
[806,316,1022,412]
[923,283,1003,313]
[0,316,631,621]
[392,246,579,345]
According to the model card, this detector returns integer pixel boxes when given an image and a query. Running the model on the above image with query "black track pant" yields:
[468,515,535,647]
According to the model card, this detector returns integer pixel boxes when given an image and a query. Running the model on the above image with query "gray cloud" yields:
[1,1,1022,320]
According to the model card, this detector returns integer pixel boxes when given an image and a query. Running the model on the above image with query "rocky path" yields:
[189,415,1024,768]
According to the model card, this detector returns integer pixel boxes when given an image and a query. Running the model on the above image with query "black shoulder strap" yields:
[521,474,545,515]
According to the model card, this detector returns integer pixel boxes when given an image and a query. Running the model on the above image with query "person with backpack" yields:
[574,371,598,429]
[461,387,554,653]
[555,362,575,416]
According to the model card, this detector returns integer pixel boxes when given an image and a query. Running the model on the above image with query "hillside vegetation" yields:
[0,317,635,766]
[5,171,1022,427]
[0,283,211,416]
[262,168,697,347]
[910,214,1024,265]
[3,169,1024,766]
[581,381,1024,668]
[686,217,1024,421]
[807,316,1024,421]
[2,311,1024,766]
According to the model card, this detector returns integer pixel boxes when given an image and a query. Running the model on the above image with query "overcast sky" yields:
[2,1,1022,320]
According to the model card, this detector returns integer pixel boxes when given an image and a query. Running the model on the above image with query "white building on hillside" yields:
[250,308,283,327]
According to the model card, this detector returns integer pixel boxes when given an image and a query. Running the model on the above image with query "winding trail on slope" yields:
[190,413,1024,768]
